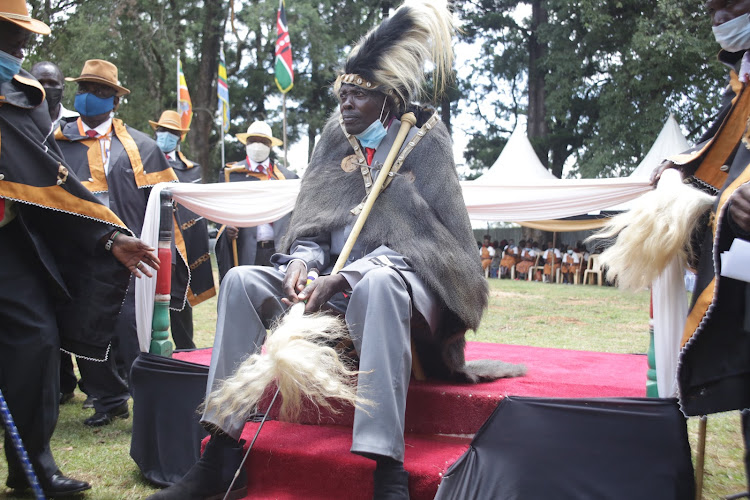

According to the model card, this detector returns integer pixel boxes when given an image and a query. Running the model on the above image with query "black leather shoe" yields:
[60,392,75,404]
[82,395,96,409]
[7,470,91,497]
[83,401,129,427]
[145,432,247,500]
[373,460,410,500]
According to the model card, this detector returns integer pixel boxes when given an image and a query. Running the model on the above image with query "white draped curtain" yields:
[136,178,663,372]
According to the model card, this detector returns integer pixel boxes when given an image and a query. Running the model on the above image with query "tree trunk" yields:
[191,0,226,183]
[527,0,548,169]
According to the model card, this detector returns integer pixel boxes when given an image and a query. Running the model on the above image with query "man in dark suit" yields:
[0,2,159,494]
[55,59,178,427]
[149,110,216,349]
[214,120,297,281]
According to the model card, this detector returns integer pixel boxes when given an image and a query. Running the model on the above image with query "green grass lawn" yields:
[0,274,745,499]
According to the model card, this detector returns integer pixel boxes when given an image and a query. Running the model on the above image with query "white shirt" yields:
[246,157,275,241]
[543,248,561,260]
[81,117,113,174]
[51,104,78,132]
[80,117,113,208]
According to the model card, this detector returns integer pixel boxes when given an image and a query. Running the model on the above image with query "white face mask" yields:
[713,13,750,53]
[246,142,271,163]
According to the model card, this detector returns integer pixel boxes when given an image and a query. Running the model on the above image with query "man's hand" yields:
[225,226,239,240]
[281,260,308,305]
[729,184,750,234]
[650,160,678,186]
[298,274,349,314]
[110,234,160,278]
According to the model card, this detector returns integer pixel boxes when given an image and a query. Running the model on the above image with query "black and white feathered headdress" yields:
[333,0,456,110]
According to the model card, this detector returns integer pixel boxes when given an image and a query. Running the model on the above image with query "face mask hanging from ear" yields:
[713,13,750,53]
[355,96,390,149]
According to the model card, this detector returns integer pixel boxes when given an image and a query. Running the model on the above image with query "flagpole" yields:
[176,50,181,150]
[282,93,288,169]
[221,101,226,170]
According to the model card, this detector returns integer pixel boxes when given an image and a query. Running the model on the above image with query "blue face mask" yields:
[156,131,180,153]
[0,50,22,85]
[356,119,388,149]
[355,96,390,149]
[74,92,115,117]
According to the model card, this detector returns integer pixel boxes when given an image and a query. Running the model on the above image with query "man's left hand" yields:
[729,184,750,235]
[298,274,348,314]
[110,234,160,278]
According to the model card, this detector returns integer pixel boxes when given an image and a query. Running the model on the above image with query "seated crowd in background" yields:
[488,237,592,284]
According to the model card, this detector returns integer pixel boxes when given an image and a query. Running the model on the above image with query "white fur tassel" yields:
[589,169,714,291]
[203,303,373,423]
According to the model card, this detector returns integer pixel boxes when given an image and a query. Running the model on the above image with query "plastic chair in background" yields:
[583,254,604,286]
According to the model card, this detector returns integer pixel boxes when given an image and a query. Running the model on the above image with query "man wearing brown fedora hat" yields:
[55,59,179,428]
[0,2,162,496]
[214,120,297,282]
[149,110,216,349]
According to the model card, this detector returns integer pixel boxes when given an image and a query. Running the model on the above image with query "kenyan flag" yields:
[274,0,293,93]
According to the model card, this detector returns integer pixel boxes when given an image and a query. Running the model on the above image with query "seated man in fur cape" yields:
[147,2,524,499]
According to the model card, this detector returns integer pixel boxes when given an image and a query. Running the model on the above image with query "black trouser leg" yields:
[77,279,137,414]
[59,351,78,395]
[170,306,196,350]
[0,222,59,481]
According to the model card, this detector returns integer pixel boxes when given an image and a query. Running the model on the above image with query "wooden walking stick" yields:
[223,165,247,267]
[221,112,418,500]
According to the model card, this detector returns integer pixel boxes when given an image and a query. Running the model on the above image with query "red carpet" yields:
[177,342,646,500]
[231,423,470,500]
[176,342,646,435]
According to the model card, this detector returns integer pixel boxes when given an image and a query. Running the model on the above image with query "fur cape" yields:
[281,108,525,382]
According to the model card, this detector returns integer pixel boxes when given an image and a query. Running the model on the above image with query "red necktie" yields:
[365,147,376,166]
[85,130,98,138]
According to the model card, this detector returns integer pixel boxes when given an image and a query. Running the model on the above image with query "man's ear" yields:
[113,96,120,112]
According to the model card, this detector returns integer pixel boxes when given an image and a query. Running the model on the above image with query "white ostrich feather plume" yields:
[203,303,374,423]
[588,169,714,291]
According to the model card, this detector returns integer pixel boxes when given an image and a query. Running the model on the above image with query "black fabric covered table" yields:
[130,352,209,486]
[435,396,695,500]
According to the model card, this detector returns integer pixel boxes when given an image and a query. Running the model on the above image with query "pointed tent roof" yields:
[628,114,690,179]
[475,118,556,184]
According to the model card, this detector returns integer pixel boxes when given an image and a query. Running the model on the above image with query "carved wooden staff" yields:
[223,165,247,267]
[222,112,418,500]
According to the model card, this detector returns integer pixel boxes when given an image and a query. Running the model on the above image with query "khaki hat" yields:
[236,120,283,147]
[149,110,188,133]
[0,0,50,35]
[66,59,130,97]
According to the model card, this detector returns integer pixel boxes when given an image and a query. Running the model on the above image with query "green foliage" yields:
[458,0,726,178]
[23,0,392,179]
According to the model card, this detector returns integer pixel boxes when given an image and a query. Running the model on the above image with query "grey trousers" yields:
[201,264,413,462]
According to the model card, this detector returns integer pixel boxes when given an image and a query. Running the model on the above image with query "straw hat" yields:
[0,0,50,35]
[149,110,189,133]
[236,121,283,146]
[66,59,130,97]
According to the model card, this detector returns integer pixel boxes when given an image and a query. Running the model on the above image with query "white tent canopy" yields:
[628,114,690,180]
[474,118,557,184]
